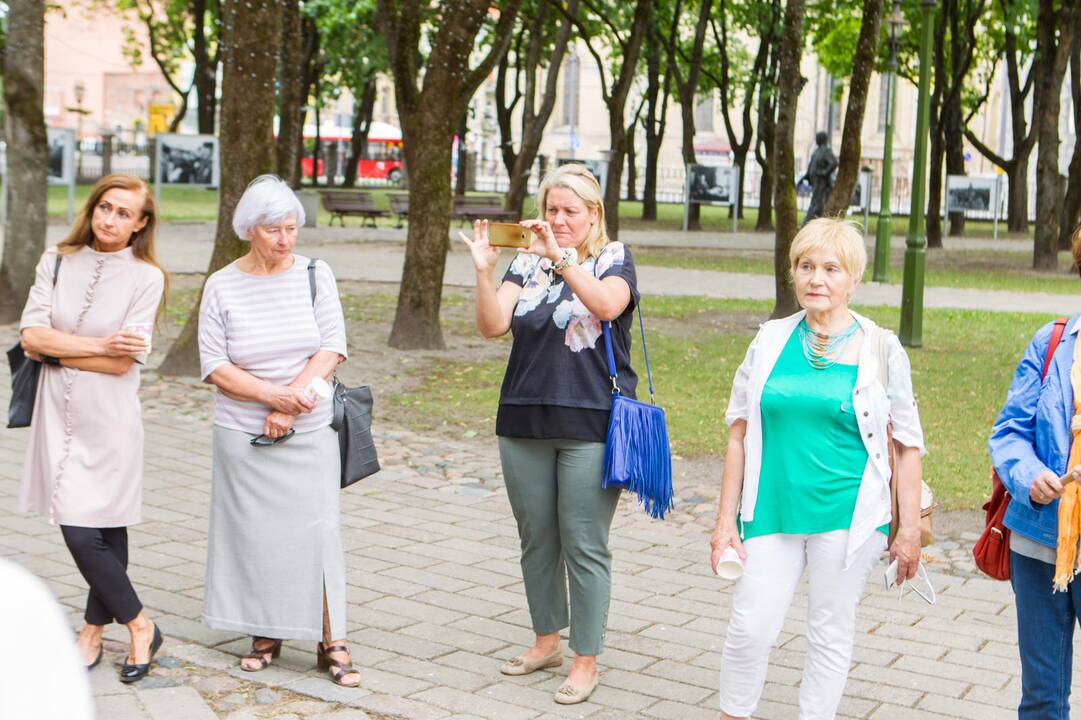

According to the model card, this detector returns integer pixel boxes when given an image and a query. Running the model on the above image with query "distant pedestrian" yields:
[988,222,1081,719]
[460,163,639,705]
[18,173,168,683]
[198,175,359,687]
[711,218,925,720]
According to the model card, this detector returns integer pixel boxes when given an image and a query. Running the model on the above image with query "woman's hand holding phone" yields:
[458,219,501,274]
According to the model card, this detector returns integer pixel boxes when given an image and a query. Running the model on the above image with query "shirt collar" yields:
[1069,313,1081,336]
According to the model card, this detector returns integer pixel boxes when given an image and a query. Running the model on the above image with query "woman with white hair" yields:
[198,175,358,686]
[710,218,926,720]
[461,164,639,705]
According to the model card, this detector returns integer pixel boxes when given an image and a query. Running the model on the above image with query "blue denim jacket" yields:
[988,314,1079,548]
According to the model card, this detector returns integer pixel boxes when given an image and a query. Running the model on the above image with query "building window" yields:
[877,73,891,133]
[561,54,580,128]
[695,93,714,133]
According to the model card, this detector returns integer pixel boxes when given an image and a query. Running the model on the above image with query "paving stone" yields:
[254,688,281,704]
[307,712,372,720]
[285,676,373,705]
[95,693,152,720]
[413,686,540,720]
[137,686,218,720]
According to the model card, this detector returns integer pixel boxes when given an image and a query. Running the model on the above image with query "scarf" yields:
[1053,334,1081,591]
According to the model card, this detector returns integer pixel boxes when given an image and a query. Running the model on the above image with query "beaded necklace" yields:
[797,318,860,370]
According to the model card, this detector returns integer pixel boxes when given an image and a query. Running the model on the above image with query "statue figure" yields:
[799,131,839,224]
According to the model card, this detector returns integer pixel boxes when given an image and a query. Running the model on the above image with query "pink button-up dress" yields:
[18,245,165,528]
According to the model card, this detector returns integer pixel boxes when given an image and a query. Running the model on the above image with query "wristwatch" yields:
[552,247,578,272]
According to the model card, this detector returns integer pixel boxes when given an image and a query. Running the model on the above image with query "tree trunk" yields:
[641,25,666,221]
[193,0,218,134]
[626,119,638,202]
[771,0,805,318]
[755,11,780,232]
[159,0,282,375]
[823,0,884,217]
[454,113,469,197]
[1059,43,1081,249]
[669,0,711,231]
[343,76,377,188]
[600,0,652,243]
[1033,0,1079,269]
[926,135,945,248]
[1007,155,1029,233]
[0,0,47,323]
[276,0,305,187]
[944,94,966,236]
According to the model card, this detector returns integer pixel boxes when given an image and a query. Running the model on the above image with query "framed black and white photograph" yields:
[47,128,75,186]
[687,164,736,205]
[156,133,219,186]
[556,157,608,195]
[946,175,996,213]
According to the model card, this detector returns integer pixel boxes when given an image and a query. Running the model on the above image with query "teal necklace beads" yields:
[798,318,860,369]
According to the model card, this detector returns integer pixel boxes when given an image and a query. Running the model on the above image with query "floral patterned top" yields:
[496,241,639,441]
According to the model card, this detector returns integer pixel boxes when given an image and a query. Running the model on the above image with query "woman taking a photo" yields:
[989,224,1081,718]
[19,174,167,683]
[461,164,637,705]
[198,175,358,687]
[710,218,925,720]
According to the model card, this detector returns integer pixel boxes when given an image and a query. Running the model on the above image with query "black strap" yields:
[52,254,61,286]
[307,258,317,306]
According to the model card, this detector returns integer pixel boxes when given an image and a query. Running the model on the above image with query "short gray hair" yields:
[232,175,306,239]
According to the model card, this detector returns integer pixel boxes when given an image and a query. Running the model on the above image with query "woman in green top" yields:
[710,218,926,720]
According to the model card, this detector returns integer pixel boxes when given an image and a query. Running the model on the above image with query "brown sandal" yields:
[317,642,360,687]
[241,637,281,671]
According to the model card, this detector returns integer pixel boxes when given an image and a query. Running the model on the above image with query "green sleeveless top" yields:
[740,329,883,539]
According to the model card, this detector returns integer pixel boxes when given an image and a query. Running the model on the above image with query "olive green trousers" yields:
[498,437,621,656]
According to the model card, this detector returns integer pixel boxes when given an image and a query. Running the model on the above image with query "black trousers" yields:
[60,525,143,626]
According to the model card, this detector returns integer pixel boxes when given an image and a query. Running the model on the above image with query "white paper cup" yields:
[305,377,332,400]
[123,323,153,353]
[716,547,744,580]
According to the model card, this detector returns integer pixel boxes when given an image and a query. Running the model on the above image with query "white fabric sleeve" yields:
[725,328,761,426]
[198,279,231,382]
[313,260,348,359]
[885,332,926,455]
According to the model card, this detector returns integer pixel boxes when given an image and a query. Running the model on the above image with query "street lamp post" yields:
[899,0,936,347]
[872,2,903,283]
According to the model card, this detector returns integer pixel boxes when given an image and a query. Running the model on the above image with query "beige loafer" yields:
[553,673,600,705]
[499,647,563,676]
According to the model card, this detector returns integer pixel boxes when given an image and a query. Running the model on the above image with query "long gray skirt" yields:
[203,425,346,641]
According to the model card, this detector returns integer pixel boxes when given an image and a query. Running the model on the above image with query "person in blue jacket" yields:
[989,223,1081,720]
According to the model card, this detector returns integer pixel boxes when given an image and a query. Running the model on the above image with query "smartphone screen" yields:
[488,222,530,248]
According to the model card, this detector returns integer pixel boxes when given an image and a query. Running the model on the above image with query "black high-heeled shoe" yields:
[119,624,163,684]
[86,645,103,670]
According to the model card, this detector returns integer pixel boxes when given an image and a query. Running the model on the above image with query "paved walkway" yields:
[3,322,1081,720]
[42,224,1078,316]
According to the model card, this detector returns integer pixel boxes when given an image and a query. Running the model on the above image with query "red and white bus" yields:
[299,121,404,184]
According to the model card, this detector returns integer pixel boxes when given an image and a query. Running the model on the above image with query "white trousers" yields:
[718,529,885,719]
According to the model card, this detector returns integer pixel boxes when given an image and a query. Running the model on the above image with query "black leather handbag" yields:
[306,259,380,488]
[7,256,61,429]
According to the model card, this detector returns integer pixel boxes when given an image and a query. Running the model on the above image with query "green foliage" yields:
[112,0,219,89]
[806,0,864,80]
[305,0,387,98]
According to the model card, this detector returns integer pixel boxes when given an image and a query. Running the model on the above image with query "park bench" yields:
[320,191,388,227]
[452,195,518,224]
[388,193,410,228]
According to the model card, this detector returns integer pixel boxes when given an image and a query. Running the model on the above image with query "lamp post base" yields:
[899,244,926,347]
[872,212,892,283]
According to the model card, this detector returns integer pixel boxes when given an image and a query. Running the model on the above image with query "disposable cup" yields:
[305,377,332,400]
[124,323,153,353]
[716,547,744,580]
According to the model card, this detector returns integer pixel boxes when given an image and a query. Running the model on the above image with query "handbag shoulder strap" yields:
[52,254,61,286]
[307,257,317,306]
[1042,317,1068,380]
[596,257,655,403]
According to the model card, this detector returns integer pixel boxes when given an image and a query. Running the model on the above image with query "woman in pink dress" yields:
[19,174,167,683]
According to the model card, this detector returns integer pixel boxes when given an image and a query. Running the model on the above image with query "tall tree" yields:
[659,0,711,230]
[822,0,885,216]
[0,0,47,323]
[755,7,782,231]
[565,0,652,242]
[377,0,521,349]
[1060,42,1081,249]
[963,0,1038,234]
[276,0,307,187]
[1032,0,1080,269]
[495,0,577,217]
[772,0,806,318]
[159,0,282,374]
[641,24,673,221]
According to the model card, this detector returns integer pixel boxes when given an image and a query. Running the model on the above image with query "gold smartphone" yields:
[487,222,530,248]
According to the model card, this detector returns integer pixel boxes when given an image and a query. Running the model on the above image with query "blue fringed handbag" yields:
[600,306,673,519]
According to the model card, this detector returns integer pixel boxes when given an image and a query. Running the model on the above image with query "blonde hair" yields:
[1071,223,1081,278]
[57,173,169,317]
[535,163,608,258]
[788,217,867,282]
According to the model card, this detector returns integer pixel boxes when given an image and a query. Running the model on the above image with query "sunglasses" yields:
[884,558,936,606]
[250,429,295,447]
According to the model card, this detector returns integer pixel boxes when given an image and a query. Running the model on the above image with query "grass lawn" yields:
[396,297,1059,512]
[51,184,1035,242]
[633,247,1080,295]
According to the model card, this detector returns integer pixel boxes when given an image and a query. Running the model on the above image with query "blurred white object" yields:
[0,557,94,720]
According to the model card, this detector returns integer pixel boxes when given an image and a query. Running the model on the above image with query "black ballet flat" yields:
[119,624,162,684]
[86,645,103,670]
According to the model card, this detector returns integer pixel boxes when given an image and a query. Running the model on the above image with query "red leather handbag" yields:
[974,317,1068,580]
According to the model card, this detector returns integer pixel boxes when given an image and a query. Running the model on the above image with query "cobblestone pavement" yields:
[4,342,1081,719]
[39,224,1081,316]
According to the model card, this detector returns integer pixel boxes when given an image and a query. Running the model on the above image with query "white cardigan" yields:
[725,309,926,569]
